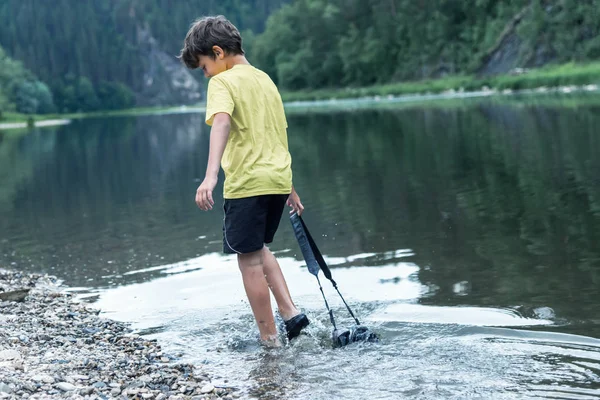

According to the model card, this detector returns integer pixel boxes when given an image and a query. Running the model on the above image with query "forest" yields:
[1,0,599,114]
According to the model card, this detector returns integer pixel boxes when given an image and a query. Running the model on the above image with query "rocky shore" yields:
[0,269,237,399]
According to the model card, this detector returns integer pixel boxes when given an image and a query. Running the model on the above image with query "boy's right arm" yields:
[195,112,231,211]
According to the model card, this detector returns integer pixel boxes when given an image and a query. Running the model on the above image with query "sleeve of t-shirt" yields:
[205,77,234,126]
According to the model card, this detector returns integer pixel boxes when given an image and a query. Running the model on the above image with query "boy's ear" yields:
[212,45,225,59]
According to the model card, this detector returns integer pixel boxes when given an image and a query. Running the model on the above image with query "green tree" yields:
[0,46,55,114]
[97,81,135,110]
[14,81,55,114]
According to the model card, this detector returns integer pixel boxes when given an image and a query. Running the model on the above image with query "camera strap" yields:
[290,212,361,327]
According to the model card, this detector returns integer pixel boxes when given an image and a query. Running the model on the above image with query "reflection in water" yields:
[3,95,600,398]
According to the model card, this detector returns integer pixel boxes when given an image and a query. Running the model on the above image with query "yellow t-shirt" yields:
[205,64,293,199]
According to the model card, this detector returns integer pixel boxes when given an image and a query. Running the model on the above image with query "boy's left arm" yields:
[287,186,304,216]
[196,113,231,211]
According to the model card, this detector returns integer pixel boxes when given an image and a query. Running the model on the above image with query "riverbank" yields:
[2,61,600,129]
[0,119,71,131]
[0,269,236,399]
[280,61,600,102]
[0,106,205,130]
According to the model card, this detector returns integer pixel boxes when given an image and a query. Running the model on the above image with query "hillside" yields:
[252,0,600,90]
[1,0,599,114]
[0,0,286,113]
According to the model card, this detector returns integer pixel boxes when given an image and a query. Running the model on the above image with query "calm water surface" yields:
[2,94,600,399]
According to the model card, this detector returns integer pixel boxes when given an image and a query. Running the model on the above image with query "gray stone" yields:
[200,384,214,394]
[56,382,76,392]
[22,382,37,392]
[0,288,30,302]
[0,383,12,394]
[0,315,16,323]
[79,386,94,395]
[32,374,54,384]
[0,269,232,400]
[0,349,20,361]
[533,306,556,320]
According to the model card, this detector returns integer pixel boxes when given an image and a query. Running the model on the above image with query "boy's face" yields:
[198,46,227,78]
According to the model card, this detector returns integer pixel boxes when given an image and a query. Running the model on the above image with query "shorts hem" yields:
[223,244,265,255]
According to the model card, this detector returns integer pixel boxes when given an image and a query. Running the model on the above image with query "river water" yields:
[2,93,600,399]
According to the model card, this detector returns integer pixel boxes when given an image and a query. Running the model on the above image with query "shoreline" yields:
[0,268,236,400]
[283,83,600,111]
[280,62,600,103]
[1,81,599,132]
[0,119,71,131]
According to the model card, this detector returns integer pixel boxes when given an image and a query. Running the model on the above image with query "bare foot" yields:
[261,335,281,348]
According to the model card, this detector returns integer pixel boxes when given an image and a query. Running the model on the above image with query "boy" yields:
[179,15,309,346]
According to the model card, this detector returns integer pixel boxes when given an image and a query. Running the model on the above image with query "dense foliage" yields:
[0,46,55,116]
[252,0,600,90]
[0,0,286,114]
[1,0,599,113]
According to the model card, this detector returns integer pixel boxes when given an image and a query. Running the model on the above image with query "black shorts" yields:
[223,194,289,254]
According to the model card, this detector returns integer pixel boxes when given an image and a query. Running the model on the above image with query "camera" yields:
[332,325,379,347]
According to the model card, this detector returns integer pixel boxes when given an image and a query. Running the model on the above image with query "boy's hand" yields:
[196,176,217,211]
[287,188,304,216]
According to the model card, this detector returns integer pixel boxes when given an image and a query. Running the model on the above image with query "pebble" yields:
[0,269,232,400]
[56,382,76,391]
[0,350,20,361]
[32,374,54,384]
[0,383,12,394]
[80,387,94,395]
[200,384,215,394]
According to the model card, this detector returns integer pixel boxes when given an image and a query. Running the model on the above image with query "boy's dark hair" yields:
[179,15,244,69]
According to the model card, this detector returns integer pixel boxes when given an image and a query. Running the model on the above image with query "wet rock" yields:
[0,288,30,302]
[79,386,94,395]
[201,384,215,394]
[22,381,37,392]
[533,306,555,320]
[92,381,107,389]
[0,268,231,400]
[56,382,76,391]
[31,374,54,384]
[0,383,12,394]
[0,350,20,361]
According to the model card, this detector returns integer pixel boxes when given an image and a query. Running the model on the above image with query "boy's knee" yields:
[238,247,265,268]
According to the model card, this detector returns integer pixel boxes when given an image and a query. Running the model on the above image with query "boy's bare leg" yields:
[262,246,300,321]
[238,250,279,345]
